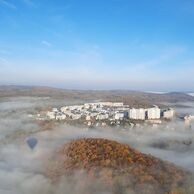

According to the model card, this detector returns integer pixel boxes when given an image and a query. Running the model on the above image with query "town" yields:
[33,102,175,128]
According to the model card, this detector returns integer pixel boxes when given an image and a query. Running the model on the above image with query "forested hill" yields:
[0,85,193,108]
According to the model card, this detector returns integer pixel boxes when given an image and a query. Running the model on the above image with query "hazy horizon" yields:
[1,84,194,93]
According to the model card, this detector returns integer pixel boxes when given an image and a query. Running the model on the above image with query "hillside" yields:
[47,138,193,194]
[0,85,193,108]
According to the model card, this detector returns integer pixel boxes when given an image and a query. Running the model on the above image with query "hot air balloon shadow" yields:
[26,137,38,150]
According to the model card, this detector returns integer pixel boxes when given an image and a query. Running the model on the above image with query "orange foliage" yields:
[47,138,191,194]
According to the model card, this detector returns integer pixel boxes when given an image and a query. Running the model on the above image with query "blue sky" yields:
[0,0,194,91]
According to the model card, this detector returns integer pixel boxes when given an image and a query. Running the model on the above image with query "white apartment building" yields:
[112,102,124,107]
[84,102,123,108]
[147,106,161,119]
[163,109,174,119]
[129,108,146,120]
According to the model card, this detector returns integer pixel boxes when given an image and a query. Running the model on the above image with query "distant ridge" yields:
[0,85,193,107]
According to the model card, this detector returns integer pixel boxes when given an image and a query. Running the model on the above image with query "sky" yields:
[0,0,194,91]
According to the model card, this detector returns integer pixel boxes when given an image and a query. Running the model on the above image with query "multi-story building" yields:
[162,109,174,119]
[129,108,146,120]
[147,106,161,119]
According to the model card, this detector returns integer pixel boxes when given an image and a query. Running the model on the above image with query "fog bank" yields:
[0,97,194,194]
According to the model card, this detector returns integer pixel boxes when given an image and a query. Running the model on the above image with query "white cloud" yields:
[22,0,35,7]
[0,57,9,65]
[41,41,52,47]
[0,0,16,9]
[0,49,10,55]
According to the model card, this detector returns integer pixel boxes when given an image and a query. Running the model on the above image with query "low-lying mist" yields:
[0,97,194,194]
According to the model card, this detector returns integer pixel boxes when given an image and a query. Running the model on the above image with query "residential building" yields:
[162,109,174,119]
[46,111,56,120]
[147,106,161,119]
[129,108,146,120]
[115,112,125,120]
[96,113,109,120]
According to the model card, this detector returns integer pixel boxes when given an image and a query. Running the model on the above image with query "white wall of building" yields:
[147,107,161,119]
[129,108,146,120]
[115,112,125,120]
[163,109,174,119]
[96,114,109,120]
[46,111,56,120]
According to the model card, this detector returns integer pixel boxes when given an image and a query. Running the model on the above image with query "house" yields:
[46,111,56,120]
[62,111,72,117]
[96,113,109,120]
[71,114,82,120]
[114,112,125,120]
[86,115,91,121]
[61,106,68,112]
[84,103,90,109]
[56,113,66,120]
[52,108,58,112]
